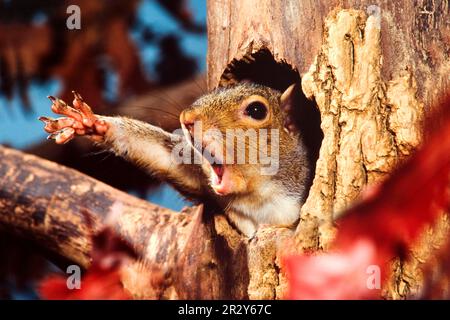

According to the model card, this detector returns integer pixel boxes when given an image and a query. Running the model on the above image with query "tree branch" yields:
[0,145,197,264]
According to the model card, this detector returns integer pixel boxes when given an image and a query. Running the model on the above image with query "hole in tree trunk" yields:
[219,48,323,198]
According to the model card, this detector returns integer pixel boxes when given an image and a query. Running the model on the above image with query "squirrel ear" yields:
[280,84,297,106]
[280,84,299,134]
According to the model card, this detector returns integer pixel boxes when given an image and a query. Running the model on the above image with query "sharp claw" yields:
[40,116,55,132]
[72,90,83,101]
[47,128,75,144]
[46,133,57,140]
[47,95,56,102]
[39,116,52,123]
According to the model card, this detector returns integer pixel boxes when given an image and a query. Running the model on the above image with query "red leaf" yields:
[285,239,380,299]
[39,203,137,300]
[39,269,131,300]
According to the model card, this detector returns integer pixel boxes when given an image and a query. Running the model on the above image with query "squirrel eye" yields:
[244,102,268,120]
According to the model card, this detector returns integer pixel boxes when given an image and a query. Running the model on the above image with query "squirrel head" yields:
[180,82,305,197]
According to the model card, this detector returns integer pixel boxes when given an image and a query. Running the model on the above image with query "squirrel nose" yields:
[184,121,194,135]
[180,111,197,135]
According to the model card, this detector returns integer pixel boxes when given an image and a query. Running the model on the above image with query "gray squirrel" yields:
[40,83,310,237]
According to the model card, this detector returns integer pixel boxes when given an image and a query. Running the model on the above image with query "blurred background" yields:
[0,0,207,299]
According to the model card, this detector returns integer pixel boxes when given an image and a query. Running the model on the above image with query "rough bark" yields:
[207,0,450,298]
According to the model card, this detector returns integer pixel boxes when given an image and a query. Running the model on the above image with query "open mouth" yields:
[181,122,230,195]
[204,149,228,195]
[211,163,224,185]
[210,163,230,195]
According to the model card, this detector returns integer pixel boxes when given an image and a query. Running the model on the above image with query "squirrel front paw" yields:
[39,91,108,144]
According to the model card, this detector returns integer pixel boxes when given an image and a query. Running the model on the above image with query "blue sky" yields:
[0,0,207,211]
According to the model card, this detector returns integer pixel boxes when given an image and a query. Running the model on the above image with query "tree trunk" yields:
[207,0,450,298]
